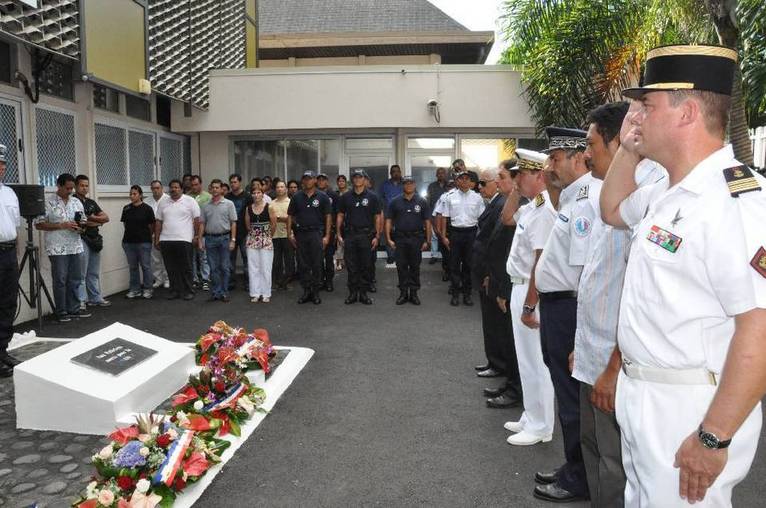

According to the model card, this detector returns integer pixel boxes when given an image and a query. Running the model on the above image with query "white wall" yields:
[172,65,533,133]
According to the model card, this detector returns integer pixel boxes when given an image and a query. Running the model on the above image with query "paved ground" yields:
[9,261,766,507]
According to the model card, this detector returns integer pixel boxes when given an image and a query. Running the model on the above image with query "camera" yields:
[74,211,84,224]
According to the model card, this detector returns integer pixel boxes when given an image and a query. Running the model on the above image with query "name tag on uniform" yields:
[646,225,682,253]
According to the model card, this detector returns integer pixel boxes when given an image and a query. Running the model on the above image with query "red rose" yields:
[214,381,225,393]
[174,477,187,491]
[156,434,171,448]
[117,475,134,491]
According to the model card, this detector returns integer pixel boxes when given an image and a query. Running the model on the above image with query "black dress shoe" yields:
[325,282,334,292]
[409,290,420,305]
[396,291,408,305]
[0,363,12,378]
[535,469,559,485]
[475,363,490,371]
[297,290,312,304]
[429,258,438,265]
[369,283,377,293]
[359,292,373,305]
[345,292,358,304]
[450,294,459,306]
[166,292,180,300]
[0,353,21,367]
[483,386,506,397]
[463,294,474,306]
[486,393,522,409]
[476,367,501,378]
[533,483,588,503]
[311,292,322,305]
[182,293,195,301]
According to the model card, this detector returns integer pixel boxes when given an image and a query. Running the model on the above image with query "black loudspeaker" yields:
[9,184,45,218]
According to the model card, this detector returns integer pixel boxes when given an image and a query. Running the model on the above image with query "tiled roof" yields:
[259,0,469,34]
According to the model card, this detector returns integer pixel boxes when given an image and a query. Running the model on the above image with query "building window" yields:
[319,139,340,185]
[125,94,151,121]
[93,84,120,113]
[233,140,285,181]
[460,138,516,171]
[160,136,183,183]
[35,108,77,187]
[0,40,13,84]
[285,140,318,183]
[38,59,74,100]
[95,123,128,186]
[156,95,171,128]
[128,130,155,186]
[0,102,20,183]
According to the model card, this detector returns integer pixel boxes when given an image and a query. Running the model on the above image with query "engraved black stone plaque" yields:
[70,338,158,376]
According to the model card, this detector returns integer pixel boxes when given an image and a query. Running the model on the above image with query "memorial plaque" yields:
[71,338,158,376]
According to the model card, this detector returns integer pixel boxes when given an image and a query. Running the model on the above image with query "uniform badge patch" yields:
[534,194,545,207]
[750,246,766,279]
[647,225,682,253]
[558,213,569,223]
[573,216,591,237]
[311,199,319,207]
[414,204,421,212]
[576,186,589,201]
[723,165,761,197]
[361,198,369,206]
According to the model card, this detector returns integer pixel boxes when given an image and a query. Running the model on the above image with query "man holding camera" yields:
[0,144,20,376]
[36,173,91,323]
[74,174,110,308]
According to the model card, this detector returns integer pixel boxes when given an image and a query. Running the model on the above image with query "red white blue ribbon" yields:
[203,383,247,412]
[152,429,194,486]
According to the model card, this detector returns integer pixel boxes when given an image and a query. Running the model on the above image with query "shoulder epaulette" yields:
[576,185,589,201]
[723,165,761,197]
[534,194,545,207]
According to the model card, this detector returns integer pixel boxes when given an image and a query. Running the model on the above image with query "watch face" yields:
[700,431,719,449]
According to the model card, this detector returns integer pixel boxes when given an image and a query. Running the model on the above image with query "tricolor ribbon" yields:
[236,336,258,359]
[152,429,194,486]
[203,382,247,412]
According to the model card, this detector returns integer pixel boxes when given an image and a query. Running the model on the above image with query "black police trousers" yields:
[448,226,476,294]
[295,230,324,292]
[0,246,19,354]
[322,232,336,285]
[538,294,588,497]
[344,231,373,292]
[393,234,424,290]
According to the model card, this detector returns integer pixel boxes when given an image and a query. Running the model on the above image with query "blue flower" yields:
[113,440,147,468]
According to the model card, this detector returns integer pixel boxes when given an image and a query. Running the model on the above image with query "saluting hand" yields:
[674,432,728,504]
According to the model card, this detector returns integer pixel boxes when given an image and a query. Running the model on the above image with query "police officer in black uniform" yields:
[385,175,431,305]
[337,169,382,305]
[287,171,332,304]
[316,173,339,292]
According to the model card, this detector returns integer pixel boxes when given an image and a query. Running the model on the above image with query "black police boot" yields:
[396,290,408,305]
[450,294,460,306]
[409,290,421,305]
[369,282,377,293]
[297,289,312,304]
[359,292,373,305]
[345,291,358,304]
[311,291,321,305]
[325,281,334,292]
[463,293,474,306]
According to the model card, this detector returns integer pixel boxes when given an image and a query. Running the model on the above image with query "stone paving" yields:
[0,341,286,508]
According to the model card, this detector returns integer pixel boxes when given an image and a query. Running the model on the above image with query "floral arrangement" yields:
[74,321,275,508]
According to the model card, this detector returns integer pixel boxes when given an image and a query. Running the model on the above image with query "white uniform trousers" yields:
[616,371,762,507]
[510,282,556,436]
[151,244,168,284]
[247,248,273,299]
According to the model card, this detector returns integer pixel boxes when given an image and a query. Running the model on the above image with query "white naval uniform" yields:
[506,191,556,436]
[616,145,766,507]
[0,183,20,242]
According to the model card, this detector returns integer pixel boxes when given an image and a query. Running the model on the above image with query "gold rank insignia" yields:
[751,246,766,279]
[723,165,761,197]
[534,194,545,207]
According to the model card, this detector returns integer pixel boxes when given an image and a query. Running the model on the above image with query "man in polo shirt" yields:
[201,179,237,302]
[146,180,169,289]
[155,179,202,300]
[188,175,211,291]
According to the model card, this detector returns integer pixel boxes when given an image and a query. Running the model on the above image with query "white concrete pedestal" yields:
[14,322,196,435]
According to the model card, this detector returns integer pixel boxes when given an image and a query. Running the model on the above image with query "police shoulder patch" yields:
[534,194,545,207]
[723,165,761,198]
[751,246,766,279]
[576,185,589,201]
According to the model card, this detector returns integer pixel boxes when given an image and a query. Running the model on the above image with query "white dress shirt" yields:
[0,183,20,243]
[442,189,485,228]
[506,191,556,280]
[618,145,766,371]
[535,172,603,292]
[432,189,453,217]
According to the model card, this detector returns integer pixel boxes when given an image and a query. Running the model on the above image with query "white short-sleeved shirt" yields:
[0,183,20,243]
[535,172,603,292]
[442,189,485,228]
[42,193,84,256]
[618,145,766,371]
[145,193,168,214]
[432,189,453,217]
[506,191,556,280]
[156,194,201,243]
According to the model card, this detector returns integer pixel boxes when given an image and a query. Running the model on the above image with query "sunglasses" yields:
[478,180,487,186]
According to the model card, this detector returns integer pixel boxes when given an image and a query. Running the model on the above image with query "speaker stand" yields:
[18,217,55,331]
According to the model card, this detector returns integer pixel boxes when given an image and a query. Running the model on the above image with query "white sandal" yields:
[262,297,270,303]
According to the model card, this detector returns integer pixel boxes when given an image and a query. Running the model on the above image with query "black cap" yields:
[623,45,738,99]
[301,171,316,179]
[317,173,328,179]
[402,175,415,183]
[351,169,365,178]
[544,126,587,153]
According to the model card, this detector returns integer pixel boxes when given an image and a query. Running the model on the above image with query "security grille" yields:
[160,136,182,183]
[0,102,19,182]
[95,123,127,186]
[35,107,76,187]
[0,0,80,59]
[37,58,74,99]
[128,130,155,186]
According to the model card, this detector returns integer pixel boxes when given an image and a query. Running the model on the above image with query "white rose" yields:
[97,489,114,505]
[139,447,150,457]
[167,428,178,440]
[86,481,98,497]
[98,445,113,460]
[193,400,204,411]
[137,433,151,443]
[135,478,151,494]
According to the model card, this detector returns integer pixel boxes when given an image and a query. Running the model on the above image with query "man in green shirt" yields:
[188,175,211,289]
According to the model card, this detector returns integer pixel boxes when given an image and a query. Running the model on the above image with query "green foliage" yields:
[739,0,766,127]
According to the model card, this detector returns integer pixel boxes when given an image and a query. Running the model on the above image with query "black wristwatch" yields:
[698,425,731,449]
[522,304,536,315]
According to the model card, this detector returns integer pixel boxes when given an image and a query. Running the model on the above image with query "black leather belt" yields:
[538,291,578,301]
[449,226,477,232]
[394,230,424,238]
[346,226,372,234]
[204,232,231,237]
[0,241,16,250]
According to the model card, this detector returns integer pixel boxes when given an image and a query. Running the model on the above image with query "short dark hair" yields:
[150,180,162,187]
[586,101,630,145]
[336,174,347,182]
[452,159,465,166]
[499,159,517,171]
[251,177,262,184]
[182,174,192,180]
[263,175,272,181]
[168,179,182,188]
[210,178,223,186]
[667,90,730,138]
[56,173,75,186]
[190,175,202,184]
[75,174,89,185]
[390,164,401,172]
[130,184,143,196]
[229,173,242,183]
[287,179,299,187]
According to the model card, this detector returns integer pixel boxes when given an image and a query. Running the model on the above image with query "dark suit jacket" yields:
[472,193,506,286]
[486,214,516,300]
